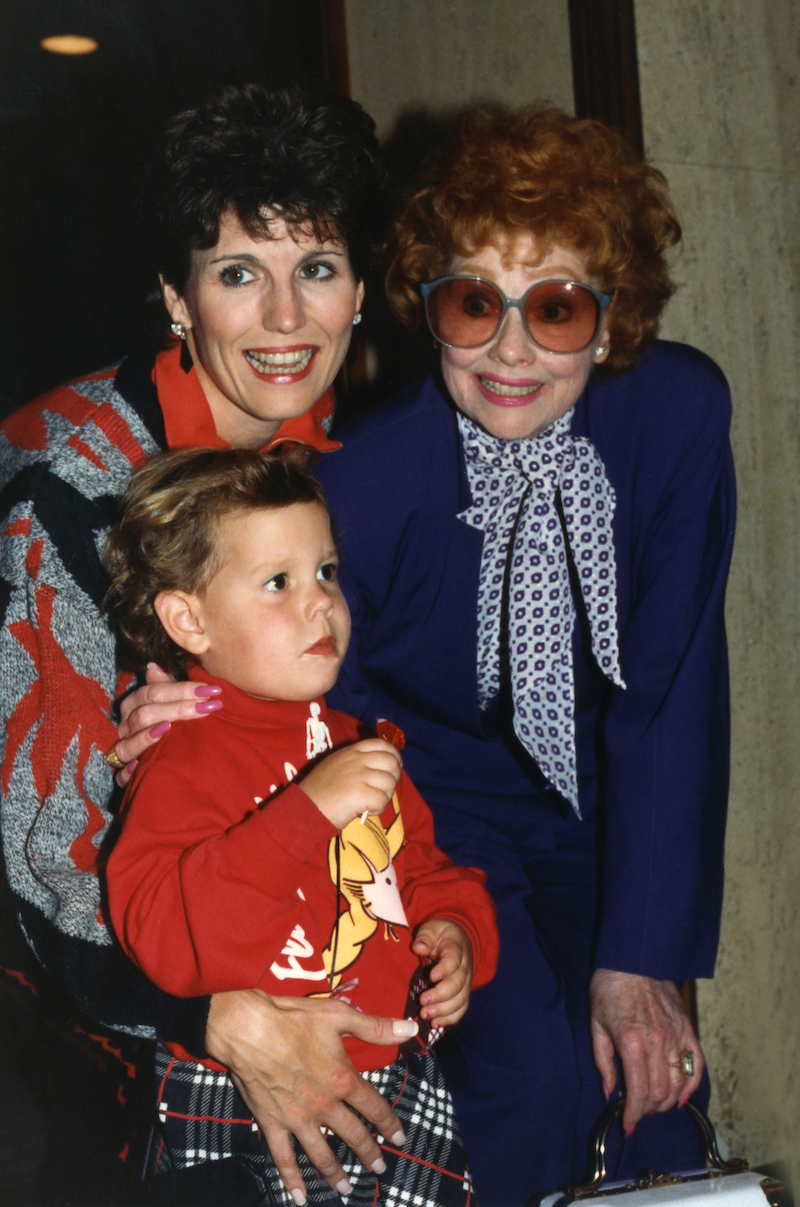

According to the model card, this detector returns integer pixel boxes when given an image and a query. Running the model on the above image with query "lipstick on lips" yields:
[244,345,318,384]
[306,635,336,656]
[475,373,545,407]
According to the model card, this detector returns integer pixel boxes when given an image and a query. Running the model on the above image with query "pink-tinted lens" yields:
[426,279,504,347]
[524,281,601,352]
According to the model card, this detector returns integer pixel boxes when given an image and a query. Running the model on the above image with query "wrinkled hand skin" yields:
[590,969,705,1135]
[412,919,474,1029]
[206,990,412,1202]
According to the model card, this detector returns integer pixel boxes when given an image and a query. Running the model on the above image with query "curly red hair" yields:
[386,106,681,375]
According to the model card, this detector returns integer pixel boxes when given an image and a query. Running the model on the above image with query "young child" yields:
[102,448,498,1207]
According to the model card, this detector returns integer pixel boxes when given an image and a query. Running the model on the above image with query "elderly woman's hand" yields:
[590,969,705,1136]
[111,662,222,787]
[206,990,416,1204]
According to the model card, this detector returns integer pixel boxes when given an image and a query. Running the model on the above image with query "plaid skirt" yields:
[149,1042,475,1206]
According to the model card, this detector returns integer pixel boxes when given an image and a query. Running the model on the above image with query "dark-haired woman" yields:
[316,106,735,1204]
[0,80,410,1205]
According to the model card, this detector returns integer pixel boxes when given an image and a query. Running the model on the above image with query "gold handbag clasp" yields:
[572,1097,748,1198]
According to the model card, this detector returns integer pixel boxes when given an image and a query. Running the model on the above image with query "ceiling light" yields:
[40,35,99,56]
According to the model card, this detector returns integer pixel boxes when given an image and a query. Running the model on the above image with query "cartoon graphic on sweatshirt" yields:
[268,707,413,1002]
[323,790,408,988]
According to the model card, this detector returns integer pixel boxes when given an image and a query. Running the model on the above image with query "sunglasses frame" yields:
[420,276,614,353]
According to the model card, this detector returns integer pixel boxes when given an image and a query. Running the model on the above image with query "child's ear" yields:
[154,590,209,656]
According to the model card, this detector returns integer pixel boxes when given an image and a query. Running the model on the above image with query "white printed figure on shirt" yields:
[306,702,332,760]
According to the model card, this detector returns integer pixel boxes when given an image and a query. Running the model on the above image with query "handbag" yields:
[530,1098,791,1207]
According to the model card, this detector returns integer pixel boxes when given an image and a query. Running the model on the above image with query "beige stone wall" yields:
[344,0,573,139]
[636,0,800,1175]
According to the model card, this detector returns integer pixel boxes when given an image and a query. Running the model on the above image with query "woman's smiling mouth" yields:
[244,347,316,378]
[476,374,544,405]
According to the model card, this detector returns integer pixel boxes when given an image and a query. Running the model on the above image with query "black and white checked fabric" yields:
[150,1044,474,1206]
[457,409,625,813]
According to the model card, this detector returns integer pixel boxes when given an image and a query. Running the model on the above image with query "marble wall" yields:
[344,0,573,139]
[636,0,800,1174]
[344,0,800,1178]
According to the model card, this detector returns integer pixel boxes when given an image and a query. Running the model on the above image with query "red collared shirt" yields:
[153,341,341,454]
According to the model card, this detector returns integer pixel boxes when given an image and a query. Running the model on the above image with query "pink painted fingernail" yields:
[128,759,139,774]
[389,1127,406,1146]
[290,1191,307,1206]
[194,685,221,697]
[625,1125,635,1138]
[195,700,222,714]
[149,721,170,738]
[678,1093,690,1109]
[335,1178,351,1196]
[370,1157,387,1174]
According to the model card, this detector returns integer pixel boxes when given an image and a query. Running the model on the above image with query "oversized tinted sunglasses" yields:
[420,276,614,354]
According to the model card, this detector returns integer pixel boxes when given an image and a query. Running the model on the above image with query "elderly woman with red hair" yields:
[317,107,735,1203]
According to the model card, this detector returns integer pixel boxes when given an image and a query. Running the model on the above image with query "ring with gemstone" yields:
[667,1050,695,1077]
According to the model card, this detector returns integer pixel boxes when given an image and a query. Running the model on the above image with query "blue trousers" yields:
[432,805,707,1207]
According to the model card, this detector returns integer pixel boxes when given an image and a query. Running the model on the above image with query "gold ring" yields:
[104,746,126,771]
[667,1050,695,1077]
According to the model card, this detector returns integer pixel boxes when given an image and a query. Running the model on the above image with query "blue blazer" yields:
[319,340,735,981]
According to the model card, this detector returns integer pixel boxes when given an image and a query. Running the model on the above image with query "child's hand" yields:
[412,920,474,1029]
[301,739,402,830]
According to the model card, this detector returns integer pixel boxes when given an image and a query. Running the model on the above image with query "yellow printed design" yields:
[323,791,408,988]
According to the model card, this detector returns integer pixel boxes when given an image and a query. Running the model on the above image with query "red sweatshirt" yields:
[106,667,498,1072]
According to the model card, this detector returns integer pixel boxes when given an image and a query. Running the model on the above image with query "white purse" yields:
[532,1099,790,1207]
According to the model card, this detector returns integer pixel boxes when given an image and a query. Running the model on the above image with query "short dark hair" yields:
[103,448,328,676]
[149,78,384,292]
[387,105,681,375]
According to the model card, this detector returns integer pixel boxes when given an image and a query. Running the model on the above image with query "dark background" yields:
[0,0,337,416]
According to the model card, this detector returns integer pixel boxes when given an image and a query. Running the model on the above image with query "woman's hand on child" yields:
[301,738,402,829]
[205,989,414,1203]
[113,661,222,786]
[412,920,474,1029]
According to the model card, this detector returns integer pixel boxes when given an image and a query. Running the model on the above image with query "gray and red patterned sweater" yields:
[0,350,209,1051]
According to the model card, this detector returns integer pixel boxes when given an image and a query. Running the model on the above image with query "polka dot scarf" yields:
[457,409,625,814]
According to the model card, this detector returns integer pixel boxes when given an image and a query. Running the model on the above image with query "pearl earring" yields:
[352,313,362,326]
[170,322,187,341]
[595,344,607,359]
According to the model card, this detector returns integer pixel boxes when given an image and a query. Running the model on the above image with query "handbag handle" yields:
[572,1097,748,1197]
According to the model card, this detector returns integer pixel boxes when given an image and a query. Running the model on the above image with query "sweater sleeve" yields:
[593,362,736,979]
[107,755,338,997]
[393,772,499,990]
